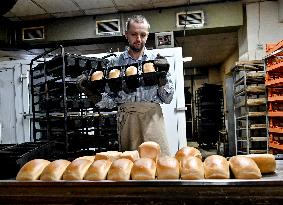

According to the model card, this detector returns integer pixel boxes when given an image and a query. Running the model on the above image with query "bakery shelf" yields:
[266,61,283,72]
[268,111,283,117]
[265,78,283,87]
[269,127,283,134]
[266,40,283,55]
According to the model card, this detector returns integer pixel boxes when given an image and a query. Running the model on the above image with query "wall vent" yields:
[176,11,204,28]
[22,26,44,41]
[96,19,121,36]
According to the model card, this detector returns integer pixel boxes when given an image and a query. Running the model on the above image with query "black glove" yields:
[76,73,102,104]
[154,53,170,72]
[154,54,169,86]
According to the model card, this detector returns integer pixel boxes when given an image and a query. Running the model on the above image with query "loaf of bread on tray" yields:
[175,146,202,162]
[107,158,134,180]
[131,158,156,180]
[139,141,161,162]
[95,151,122,162]
[16,159,51,181]
[180,156,204,180]
[156,156,180,179]
[229,156,261,179]
[76,155,95,162]
[84,159,112,180]
[120,150,140,162]
[40,159,71,181]
[62,158,92,180]
[204,155,230,179]
[243,154,276,174]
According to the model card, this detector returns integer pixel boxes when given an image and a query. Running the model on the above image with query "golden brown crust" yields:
[139,141,161,162]
[126,66,138,76]
[229,156,261,179]
[40,159,71,181]
[180,156,204,180]
[91,71,104,81]
[16,159,51,181]
[107,158,134,180]
[131,158,156,180]
[244,154,276,174]
[203,155,230,179]
[76,156,95,162]
[143,62,156,73]
[95,151,122,162]
[62,158,92,180]
[175,147,202,162]
[108,69,121,79]
[156,156,180,179]
[120,150,140,162]
[84,159,112,180]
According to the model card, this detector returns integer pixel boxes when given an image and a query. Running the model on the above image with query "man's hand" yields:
[154,54,169,87]
[154,53,170,72]
[76,73,102,104]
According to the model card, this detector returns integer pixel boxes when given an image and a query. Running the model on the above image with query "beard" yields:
[129,42,145,52]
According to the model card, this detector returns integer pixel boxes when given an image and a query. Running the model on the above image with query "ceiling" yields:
[0,0,239,68]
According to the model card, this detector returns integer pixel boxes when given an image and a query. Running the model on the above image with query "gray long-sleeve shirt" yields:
[96,48,174,109]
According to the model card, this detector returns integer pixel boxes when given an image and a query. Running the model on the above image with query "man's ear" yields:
[125,31,128,39]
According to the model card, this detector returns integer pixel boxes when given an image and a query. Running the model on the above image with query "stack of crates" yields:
[265,40,283,154]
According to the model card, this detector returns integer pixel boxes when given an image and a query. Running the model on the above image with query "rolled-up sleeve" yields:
[157,72,174,104]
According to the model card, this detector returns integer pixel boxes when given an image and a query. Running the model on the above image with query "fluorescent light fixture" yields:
[182,57,192,62]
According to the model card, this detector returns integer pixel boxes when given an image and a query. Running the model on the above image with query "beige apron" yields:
[117,102,170,156]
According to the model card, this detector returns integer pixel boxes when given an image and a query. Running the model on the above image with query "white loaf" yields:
[40,159,71,181]
[131,158,156,180]
[180,156,204,180]
[156,156,180,180]
[84,159,112,180]
[204,155,230,179]
[107,158,133,181]
[229,156,261,179]
[16,159,51,181]
[139,141,161,162]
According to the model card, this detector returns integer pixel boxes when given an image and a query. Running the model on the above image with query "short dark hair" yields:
[125,15,150,31]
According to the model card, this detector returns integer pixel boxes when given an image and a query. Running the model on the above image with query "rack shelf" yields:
[30,46,118,159]
[265,40,283,154]
[233,61,268,155]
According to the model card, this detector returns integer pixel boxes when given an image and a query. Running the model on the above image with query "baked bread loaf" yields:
[204,155,230,179]
[95,151,122,162]
[76,156,95,162]
[91,71,104,81]
[229,156,261,179]
[107,158,134,180]
[40,159,71,181]
[175,146,202,162]
[156,156,180,179]
[84,159,112,180]
[16,159,51,181]
[244,154,276,174]
[131,158,156,180]
[143,62,156,73]
[180,156,204,180]
[120,150,140,162]
[126,66,138,76]
[62,158,92,180]
[108,69,120,79]
[139,141,161,162]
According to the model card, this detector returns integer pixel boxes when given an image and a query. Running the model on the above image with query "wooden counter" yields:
[0,161,283,205]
